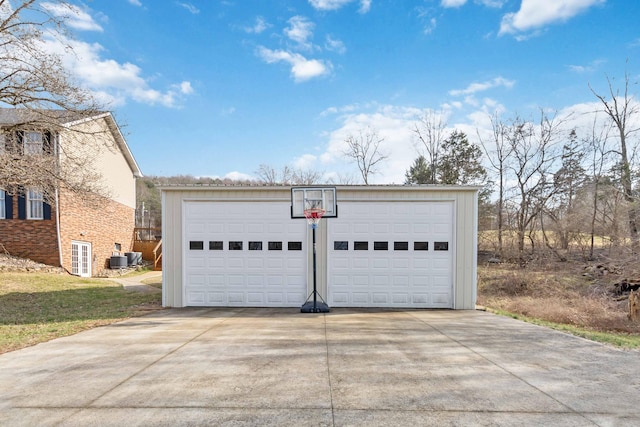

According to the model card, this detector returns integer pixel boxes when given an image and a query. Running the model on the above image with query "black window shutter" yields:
[18,194,26,219]
[16,131,24,154]
[5,193,12,219]
[43,202,51,220]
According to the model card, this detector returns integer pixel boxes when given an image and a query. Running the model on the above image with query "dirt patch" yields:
[478,262,640,335]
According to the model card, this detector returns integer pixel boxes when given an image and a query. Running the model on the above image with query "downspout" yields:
[53,133,69,273]
[55,187,64,269]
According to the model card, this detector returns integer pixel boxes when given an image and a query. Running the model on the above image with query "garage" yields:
[161,185,478,310]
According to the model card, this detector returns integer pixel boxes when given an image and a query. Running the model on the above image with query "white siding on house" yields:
[60,116,138,209]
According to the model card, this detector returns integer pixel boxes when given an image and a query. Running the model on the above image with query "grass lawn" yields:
[0,273,162,354]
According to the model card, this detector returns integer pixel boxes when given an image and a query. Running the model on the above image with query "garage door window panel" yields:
[434,242,449,251]
[354,241,368,250]
[189,241,204,250]
[229,241,243,250]
[374,241,388,250]
[288,241,302,250]
[394,241,408,250]
[209,241,223,250]
[268,241,282,250]
[248,241,262,250]
[334,241,348,250]
[414,242,429,251]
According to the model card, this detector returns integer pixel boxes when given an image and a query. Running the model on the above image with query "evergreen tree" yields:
[438,131,488,186]
[404,156,433,184]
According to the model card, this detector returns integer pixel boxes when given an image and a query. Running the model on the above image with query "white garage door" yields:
[183,201,308,307]
[328,201,454,308]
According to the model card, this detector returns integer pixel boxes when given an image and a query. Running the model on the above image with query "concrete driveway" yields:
[0,308,638,427]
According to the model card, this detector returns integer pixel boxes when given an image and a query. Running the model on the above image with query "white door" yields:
[183,201,308,307]
[71,241,91,277]
[327,201,454,308]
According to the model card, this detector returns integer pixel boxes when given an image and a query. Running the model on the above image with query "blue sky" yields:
[50,0,640,183]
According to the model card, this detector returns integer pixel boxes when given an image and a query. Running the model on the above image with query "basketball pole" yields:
[312,222,318,311]
[301,216,330,313]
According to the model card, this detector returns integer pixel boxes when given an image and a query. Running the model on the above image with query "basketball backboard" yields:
[291,186,337,218]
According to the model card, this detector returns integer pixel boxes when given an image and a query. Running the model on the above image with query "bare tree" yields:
[413,110,447,184]
[590,72,640,250]
[255,164,291,185]
[342,127,388,185]
[583,113,614,259]
[478,112,513,257]
[291,168,324,185]
[0,0,108,202]
[255,164,325,185]
[504,111,563,263]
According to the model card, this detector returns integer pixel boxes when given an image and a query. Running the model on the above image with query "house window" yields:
[0,189,5,219]
[27,189,44,220]
[24,132,44,155]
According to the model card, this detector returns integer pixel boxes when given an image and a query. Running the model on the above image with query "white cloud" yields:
[44,36,193,108]
[177,2,200,14]
[441,0,467,7]
[244,16,270,34]
[128,0,142,6]
[177,81,194,95]
[568,59,605,73]
[313,105,424,184]
[423,17,437,35]
[308,0,371,13]
[449,76,515,96]
[499,0,605,36]
[293,154,318,170]
[257,47,331,82]
[477,0,507,7]
[285,16,315,50]
[325,35,346,54]
[42,2,103,32]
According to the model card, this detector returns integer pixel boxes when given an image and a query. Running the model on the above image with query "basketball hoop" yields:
[304,207,326,229]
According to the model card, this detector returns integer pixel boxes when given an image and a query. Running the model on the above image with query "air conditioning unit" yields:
[110,255,128,269]
[125,252,142,266]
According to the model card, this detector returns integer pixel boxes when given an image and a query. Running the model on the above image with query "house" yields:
[0,109,142,277]
[161,185,479,309]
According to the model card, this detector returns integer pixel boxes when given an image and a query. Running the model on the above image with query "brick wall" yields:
[0,196,60,266]
[58,190,135,275]
[0,190,135,275]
